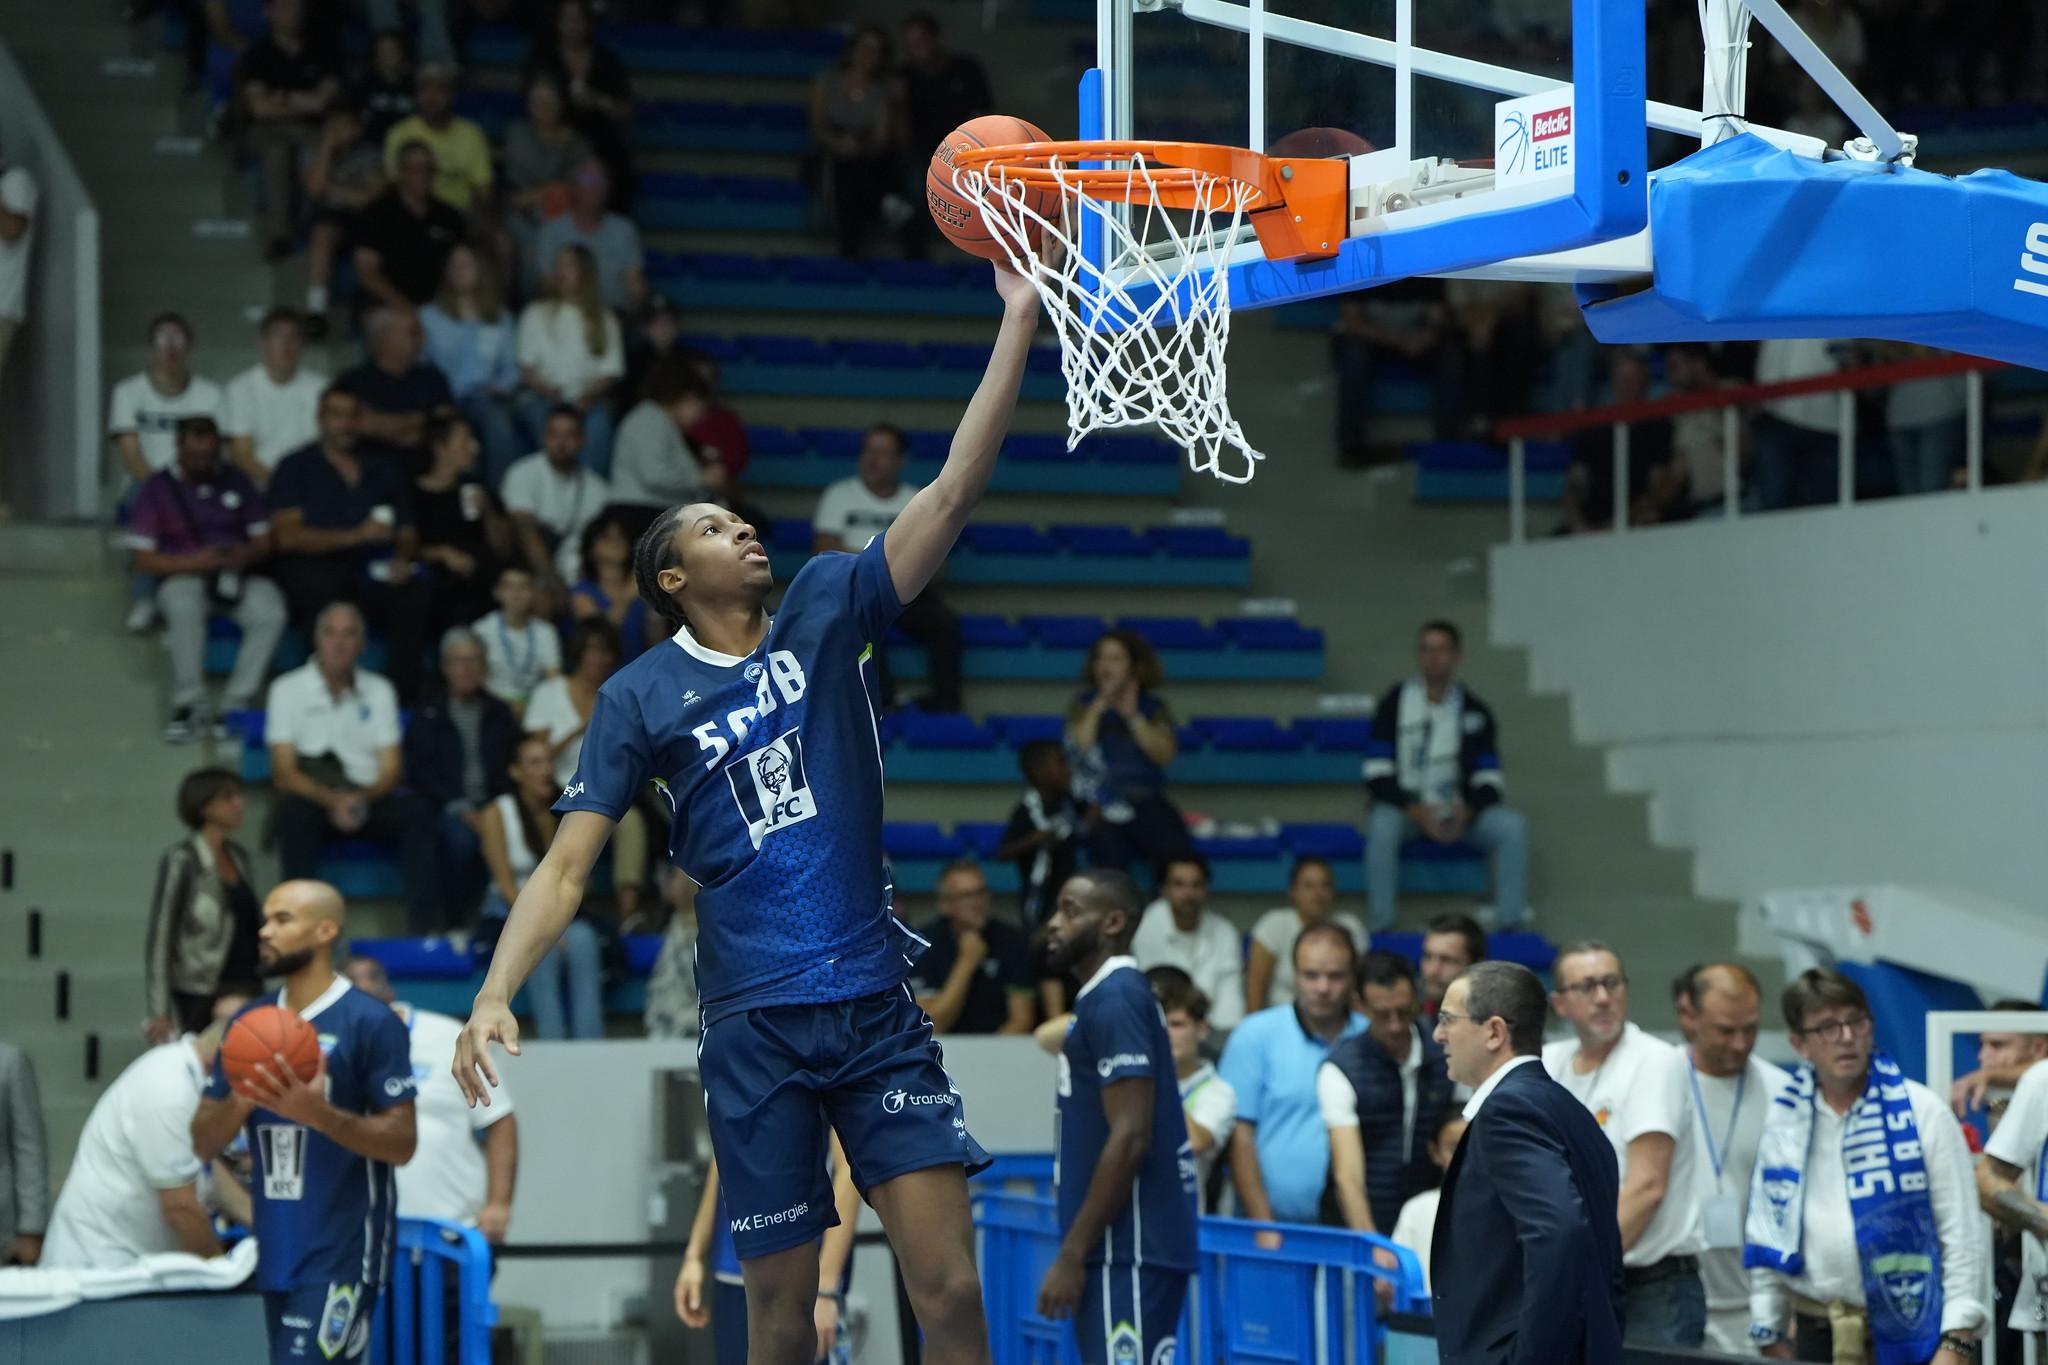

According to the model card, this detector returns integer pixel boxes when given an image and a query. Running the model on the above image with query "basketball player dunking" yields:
[454,263,1042,1365]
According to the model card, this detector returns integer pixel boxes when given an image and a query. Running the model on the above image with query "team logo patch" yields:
[318,1282,360,1359]
[726,727,818,848]
[258,1124,307,1201]
[1109,1322,1140,1365]
[1151,1338,1177,1365]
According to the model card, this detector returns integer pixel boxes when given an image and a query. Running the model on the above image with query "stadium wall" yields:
[1489,484,2048,911]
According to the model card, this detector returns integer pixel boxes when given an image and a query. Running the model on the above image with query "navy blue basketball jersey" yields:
[556,536,921,1024]
[207,980,417,1293]
[1056,957,1199,1271]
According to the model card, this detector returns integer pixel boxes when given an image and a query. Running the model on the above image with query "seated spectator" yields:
[223,307,325,484]
[1561,348,1674,533]
[404,626,517,918]
[1149,966,1236,1209]
[993,739,1089,928]
[0,1040,46,1265]
[1388,1113,1467,1292]
[413,416,513,632]
[526,0,636,213]
[1438,279,1538,440]
[1320,950,1454,1239]
[0,142,34,524]
[421,242,524,486]
[678,345,750,488]
[474,566,561,712]
[38,1026,232,1269]
[143,768,263,1043]
[195,0,262,116]
[1365,620,1528,931]
[266,601,442,930]
[353,29,416,144]
[352,139,466,312]
[1655,342,1738,521]
[1419,911,1487,1021]
[524,618,646,925]
[908,860,1035,1036]
[898,11,992,258]
[267,385,433,701]
[363,0,454,70]
[1219,923,1367,1228]
[1754,337,1850,510]
[382,65,493,215]
[1330,285,1443,467]
[1883,343,1967,497]
[518,244,623,473]
[300,105,387,333]
[1130,854,1245,1031]
[568,513,658,661]
[1065,629,1192,873]
[642,890,699,1042]
[606,355,713,538]
[126,415,287,740]
[809,26,905,259]
[501,403,608,610]
[532,159,646,316]
[336,305,456,475]
[233,0,341,260]
[502,76,593,262]
[813,423,962,711]
[1247,856,1369,1013]
[109,312,226,484]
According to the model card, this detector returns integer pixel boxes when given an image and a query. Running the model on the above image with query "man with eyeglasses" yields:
[1675,963,1790,1356]
[1746,968,1984,1365]
[907,858,1036,1036]
[1430,961,1623,1365]
[1544,940,1708,1347]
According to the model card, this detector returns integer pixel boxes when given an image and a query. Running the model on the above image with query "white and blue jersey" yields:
[556,536,921,1024]
[1056,956,1199,1273]
[206,979,417,1295]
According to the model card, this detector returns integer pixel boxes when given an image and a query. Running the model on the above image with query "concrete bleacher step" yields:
[0,966,149,1033]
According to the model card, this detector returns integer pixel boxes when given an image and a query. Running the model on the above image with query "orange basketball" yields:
[928,114,1055,261]
[222,1004,322,1093]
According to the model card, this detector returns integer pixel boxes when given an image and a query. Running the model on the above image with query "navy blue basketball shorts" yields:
[700,984,991,1261]
[1074,1265,1189,1365]
[264,1280,377,1363]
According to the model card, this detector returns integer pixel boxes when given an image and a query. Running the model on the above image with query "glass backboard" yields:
[1090,0,1655,311]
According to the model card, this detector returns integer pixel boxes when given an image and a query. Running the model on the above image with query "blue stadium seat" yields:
[989,714,1068,746]
[1194,717,1300,752]
[676,332,745,364]
[884,823,965,860]
[1193,830,1288,861]
[1148,526,1251,559]
[1117,617,1226,650]
[767,519,813,554]
[895,711,1001,750]
[795,427,863,457]
[745,335,836,367]
[834,339,926,369]
[1006,433,1077,462]
[920,343,989,371]
[745,426,808,456]
[957,615,1033,647]
[1089,436,1181,465]
[1286,823,1367,860]
[962,523,1060,555]
[1294,717,1374,752]
[1220,618,1326,652]
[776,257,870,287]
[955,823,1011,859]
[1021,616,1107,648]
[1053,525,1152,557]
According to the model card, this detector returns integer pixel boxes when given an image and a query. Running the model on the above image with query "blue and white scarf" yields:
[1744,1052,1943,1365]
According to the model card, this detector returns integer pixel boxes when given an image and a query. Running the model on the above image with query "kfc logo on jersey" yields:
[726,727,819,848]
[258,1124,307,1201]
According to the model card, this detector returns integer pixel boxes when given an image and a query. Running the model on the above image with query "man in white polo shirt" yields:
[1980,1037,2048,1355]
[223,307,326,484]
[41,1026,233,1268]
[500,404,608,609]
[266,600,443,931]
[1130,855,1246,1032]
[343,957,516,1241]
[1544,939,1707,1348]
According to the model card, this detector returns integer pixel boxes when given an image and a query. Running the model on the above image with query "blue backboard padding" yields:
[1581,134,2048,369]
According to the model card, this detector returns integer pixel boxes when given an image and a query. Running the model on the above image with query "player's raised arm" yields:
[883,264,1041,604]
[453,809,615,1105]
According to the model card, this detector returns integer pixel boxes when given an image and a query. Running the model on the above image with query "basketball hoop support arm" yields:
[1742,0,1908,162]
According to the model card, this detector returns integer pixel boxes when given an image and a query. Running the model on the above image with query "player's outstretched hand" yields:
[1036,1248,1085,1320]
[992,260,1041,313]
[453,998,520,1109]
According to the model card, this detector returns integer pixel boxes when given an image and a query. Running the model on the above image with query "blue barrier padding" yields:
[1581,134,2048,369]
[370,1218,496,1365]
[1834,960,1982,1085]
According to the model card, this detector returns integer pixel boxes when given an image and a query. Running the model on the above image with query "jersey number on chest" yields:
[690,650,810,769]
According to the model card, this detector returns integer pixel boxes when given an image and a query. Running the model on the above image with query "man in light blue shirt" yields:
[1219,922,1367,1226]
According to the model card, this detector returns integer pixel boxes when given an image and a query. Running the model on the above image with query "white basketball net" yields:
[953,153,1264,484]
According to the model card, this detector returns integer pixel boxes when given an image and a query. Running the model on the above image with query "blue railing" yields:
[369,1218,497,1365]
[972,1179,1428,1365]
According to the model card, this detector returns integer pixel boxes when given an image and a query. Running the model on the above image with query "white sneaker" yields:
[125,599,158,633]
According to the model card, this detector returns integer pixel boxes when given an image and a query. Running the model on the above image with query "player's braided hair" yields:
[632,505,691,634]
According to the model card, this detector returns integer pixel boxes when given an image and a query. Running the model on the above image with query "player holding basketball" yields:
[452,263,1043,1365]
[1038,870,1199,1365]
[192,881,418,1365]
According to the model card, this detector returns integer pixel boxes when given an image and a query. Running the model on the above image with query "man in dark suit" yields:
[1431,961,1624,1365]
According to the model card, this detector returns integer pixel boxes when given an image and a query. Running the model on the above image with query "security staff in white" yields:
[1544,940,1708,1348]
[1675,963,1790,1356]
[343,957,517,1241]
[41,1028,231,1267]
[1978,1051,2048,1351]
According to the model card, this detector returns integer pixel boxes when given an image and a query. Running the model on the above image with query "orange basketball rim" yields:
[950,139,1350,262]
